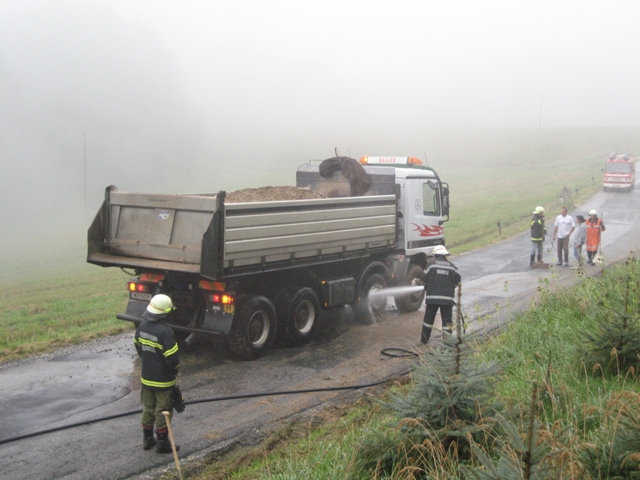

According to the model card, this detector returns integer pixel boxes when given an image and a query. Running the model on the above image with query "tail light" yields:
[128,281,152,293]
[208,293,234,305]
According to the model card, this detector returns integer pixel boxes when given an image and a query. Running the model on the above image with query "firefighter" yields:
[530,206,546,266]
[134,294,180,454]
[585,209,606,265]
[421,245,461,344]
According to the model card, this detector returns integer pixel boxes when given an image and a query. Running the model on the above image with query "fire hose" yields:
[0,348,419,447]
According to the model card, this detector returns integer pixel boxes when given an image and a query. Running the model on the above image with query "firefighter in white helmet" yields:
[421,245,461,344]
[585,209,606,265]
[134,294,180,453]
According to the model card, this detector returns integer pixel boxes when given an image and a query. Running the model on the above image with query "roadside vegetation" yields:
[184,256,640,480]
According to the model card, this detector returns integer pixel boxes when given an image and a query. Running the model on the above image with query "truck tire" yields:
[228,295,277,360]
[353,273,387,325]
[394,264,426,313]
[275,287,321,346]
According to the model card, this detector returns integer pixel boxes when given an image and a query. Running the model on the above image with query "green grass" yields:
[434,128,627,253]
[0,266,132,362]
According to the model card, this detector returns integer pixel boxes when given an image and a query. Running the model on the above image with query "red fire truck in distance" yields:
[603,153,636,192]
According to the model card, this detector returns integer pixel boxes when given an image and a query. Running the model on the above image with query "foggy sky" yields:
[1,0,640,261]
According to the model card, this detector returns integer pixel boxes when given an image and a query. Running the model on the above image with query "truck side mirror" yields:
[442,186,450,217]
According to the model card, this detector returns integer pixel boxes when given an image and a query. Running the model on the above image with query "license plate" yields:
[131,292,152,301]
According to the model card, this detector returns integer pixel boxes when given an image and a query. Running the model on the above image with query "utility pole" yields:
[538,88,543,131]
[84,129,87,221]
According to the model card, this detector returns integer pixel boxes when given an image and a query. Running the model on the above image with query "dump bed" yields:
[88,186,397,279]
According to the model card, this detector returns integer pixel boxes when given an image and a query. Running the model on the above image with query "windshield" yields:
[605,162,632,173]
[422,181,440,215]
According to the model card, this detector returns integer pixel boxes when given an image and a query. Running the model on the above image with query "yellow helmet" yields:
[533,206,545,214]
[147,294,174,315]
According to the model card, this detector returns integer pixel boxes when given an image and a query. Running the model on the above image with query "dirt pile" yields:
[225,186,325,203]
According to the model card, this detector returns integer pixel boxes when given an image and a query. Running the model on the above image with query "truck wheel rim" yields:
[369,284,386,312]
[248,311,270,347]
[295,300,315,334]
[409,277,425,301]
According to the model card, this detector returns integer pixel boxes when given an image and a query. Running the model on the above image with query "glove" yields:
[172,385,186,413]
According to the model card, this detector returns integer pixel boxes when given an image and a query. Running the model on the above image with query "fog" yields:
[1,1,640,268]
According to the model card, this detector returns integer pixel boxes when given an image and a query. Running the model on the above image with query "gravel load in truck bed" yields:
[225,186,326,203]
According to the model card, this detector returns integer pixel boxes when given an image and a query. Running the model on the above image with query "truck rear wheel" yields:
[275,287,321,346]
[228,295,277,360]
[353,273,387,325]
[395,264,425,313]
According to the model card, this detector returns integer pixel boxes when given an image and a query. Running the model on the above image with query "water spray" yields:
[368,285,424,300]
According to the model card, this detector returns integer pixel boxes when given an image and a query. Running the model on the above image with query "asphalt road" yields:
[1,184,639,479]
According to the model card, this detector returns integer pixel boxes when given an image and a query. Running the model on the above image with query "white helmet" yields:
[433,245,450,256]
[533,206,545,214]
[589,209,597,216]
[147,294,174,315]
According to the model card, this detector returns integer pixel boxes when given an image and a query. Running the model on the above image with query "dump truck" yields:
[603,153,636,191]
[88,156,449,360]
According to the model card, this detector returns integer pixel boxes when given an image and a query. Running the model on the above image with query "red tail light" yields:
[209,293,234,304]
[128,282,151,293]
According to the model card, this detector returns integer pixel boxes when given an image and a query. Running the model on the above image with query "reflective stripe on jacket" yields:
[423,258,461,306]
[134,317,180,391]
[530,214,546,241]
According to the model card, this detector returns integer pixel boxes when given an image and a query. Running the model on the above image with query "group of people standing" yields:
[418,205,607,346]
[530,206,605,267]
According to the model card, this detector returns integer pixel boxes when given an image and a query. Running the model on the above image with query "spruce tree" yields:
[581,272,640,376]
[357,294,503,476]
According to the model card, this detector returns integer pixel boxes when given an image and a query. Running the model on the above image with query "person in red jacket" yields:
[134,294,180,453]
[585,209,606,265]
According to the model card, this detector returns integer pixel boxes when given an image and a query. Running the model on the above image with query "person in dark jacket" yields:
[134,294,180,453]
[421,245,462,344]
[530,206,547,266]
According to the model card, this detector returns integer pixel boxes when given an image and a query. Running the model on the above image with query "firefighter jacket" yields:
[423,257,461,306]
[530,214,546,242]
[585,218,605,253]
[134,313,180,391]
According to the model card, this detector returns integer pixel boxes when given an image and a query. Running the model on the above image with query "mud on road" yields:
[2,185,640,479]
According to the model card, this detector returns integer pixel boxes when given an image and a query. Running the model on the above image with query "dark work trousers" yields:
[421,304,453,343]
[557,236,570,264]
[141,388,173,429]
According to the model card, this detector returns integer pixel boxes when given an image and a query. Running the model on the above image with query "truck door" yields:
[404,178,446,252]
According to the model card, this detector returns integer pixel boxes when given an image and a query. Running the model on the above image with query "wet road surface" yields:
[1,186,639,479]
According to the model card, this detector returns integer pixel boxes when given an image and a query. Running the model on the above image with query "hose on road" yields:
[0,347,421,446]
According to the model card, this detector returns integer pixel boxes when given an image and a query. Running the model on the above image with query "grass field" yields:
[0,266,131,362]
[1,127,639,362]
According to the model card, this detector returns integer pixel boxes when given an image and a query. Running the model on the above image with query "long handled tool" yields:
[162,411,183,480]
[595,211,604,264]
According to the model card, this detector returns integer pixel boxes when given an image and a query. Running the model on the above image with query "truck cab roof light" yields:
[359,156,424,166]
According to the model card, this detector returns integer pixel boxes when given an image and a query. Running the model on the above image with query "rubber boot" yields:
[530,254,535,266]
[537,254,543,264]
[155,428,179,454]
[142,425,156,451]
